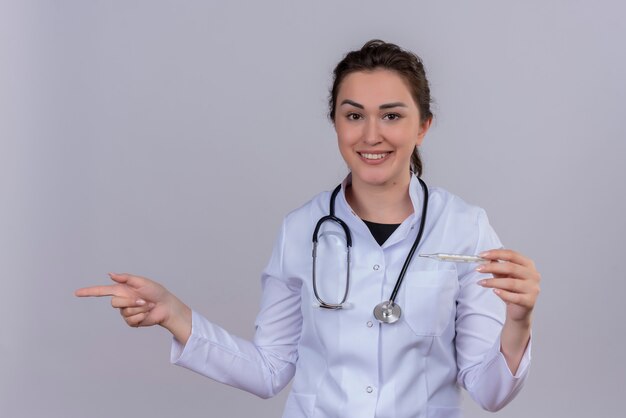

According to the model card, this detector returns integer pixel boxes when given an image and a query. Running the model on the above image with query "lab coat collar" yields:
[407,174,425,228]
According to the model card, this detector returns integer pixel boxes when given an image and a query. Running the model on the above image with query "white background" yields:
[2,1,625,417]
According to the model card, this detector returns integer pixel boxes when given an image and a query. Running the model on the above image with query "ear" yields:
[416,117,432,147]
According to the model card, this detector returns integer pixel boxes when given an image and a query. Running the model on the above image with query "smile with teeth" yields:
[359,152,390,160]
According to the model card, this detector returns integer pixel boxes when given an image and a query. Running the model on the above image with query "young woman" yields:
[76,40,540,418]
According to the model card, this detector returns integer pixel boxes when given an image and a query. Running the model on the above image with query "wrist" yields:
[501,316,532,354]
[161,295,192,343]
[505,313,533,330]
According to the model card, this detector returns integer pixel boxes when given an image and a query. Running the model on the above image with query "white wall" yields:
[2,1,625,416]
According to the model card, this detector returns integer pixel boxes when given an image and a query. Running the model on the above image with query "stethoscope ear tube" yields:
[311,228,351,309]
[387,177,429,305]
[312,184,353,247]
[312,216,352,247]
[311,185,353,309]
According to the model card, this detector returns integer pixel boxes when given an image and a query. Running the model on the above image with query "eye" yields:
[346,112,363,121]
[383,113,402,121]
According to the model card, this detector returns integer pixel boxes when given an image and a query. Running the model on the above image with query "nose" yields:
[363,118,382,146]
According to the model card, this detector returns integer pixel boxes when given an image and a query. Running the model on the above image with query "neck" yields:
[346,173,414,224]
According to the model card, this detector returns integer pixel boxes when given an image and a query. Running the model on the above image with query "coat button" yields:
[366,321,373,328]
[373,264,380,271]
[366,386,374,393]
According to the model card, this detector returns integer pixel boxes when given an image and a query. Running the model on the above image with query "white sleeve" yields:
[455,209,532,411]
[170,219,303,399]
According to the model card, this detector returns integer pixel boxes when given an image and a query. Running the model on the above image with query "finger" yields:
[476,261,527,279]
[125,311,149,327]
[75,285,119,298]
[479,278,526,293]
[479,249,534,268]
[109,272,144,289]
[120,305,153,318]
[481,278,540,300]
[492,288,534,308]
[111,296,147,309]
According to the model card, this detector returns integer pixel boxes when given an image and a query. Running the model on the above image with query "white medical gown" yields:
[171,174,531,418]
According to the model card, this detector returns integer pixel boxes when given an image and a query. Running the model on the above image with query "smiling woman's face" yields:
[334,69,430,188]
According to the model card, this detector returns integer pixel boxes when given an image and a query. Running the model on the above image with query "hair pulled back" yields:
[328,40,433,177]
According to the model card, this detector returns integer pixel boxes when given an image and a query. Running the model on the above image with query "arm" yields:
[477,249,540,375]
[76,220,302,399]
[171,273,302,398]
[455,210,539,411]
[170,219,302,398]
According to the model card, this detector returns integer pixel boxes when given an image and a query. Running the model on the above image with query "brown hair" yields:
[328,39,433,176]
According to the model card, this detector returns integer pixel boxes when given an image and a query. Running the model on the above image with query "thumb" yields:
[109,272,142,288]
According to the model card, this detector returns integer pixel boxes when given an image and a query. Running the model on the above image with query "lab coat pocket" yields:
[282,392,316,417]
[403,270,458,337]
[427,405,462,418]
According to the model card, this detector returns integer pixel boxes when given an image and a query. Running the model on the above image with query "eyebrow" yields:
[340,99,408,110]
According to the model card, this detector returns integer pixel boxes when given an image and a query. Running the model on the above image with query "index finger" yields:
[75,284,120,298]
[479,249,534,268]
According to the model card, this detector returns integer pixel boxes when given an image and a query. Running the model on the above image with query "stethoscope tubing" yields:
[311,176,429,322]
[388,177,429,304]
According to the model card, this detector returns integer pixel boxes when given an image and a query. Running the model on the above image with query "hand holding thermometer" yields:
[419,253,488,263]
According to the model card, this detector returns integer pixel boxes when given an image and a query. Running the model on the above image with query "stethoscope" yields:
[311,176,429,324]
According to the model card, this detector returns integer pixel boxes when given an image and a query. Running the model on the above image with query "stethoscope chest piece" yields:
[373,301,402,324]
